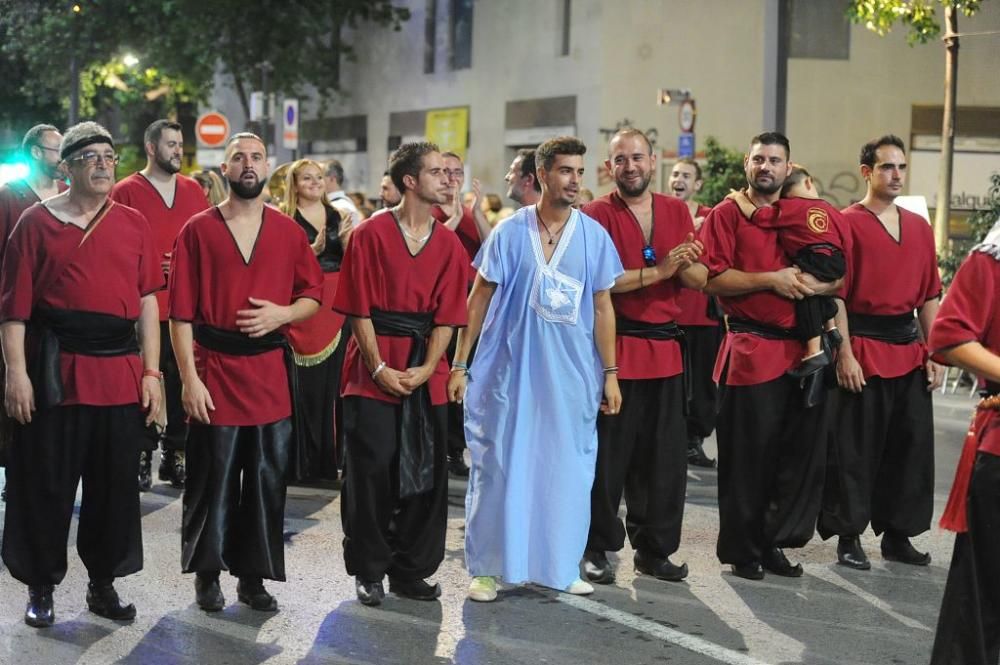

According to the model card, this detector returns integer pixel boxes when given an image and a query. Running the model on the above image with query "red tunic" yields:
[333,211,469,406]
[0,179,68,264]
[929,250,1000,531]
[582,192,693,379]
[111,173,210,321]
[752,197,847,257]
[431,205,480,286]
[168,206,324,426]
[676,204,716,327]
[840,203,941,379]
[698,199,801,386]
[0,201,163,406]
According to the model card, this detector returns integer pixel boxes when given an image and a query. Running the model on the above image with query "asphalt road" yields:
[0,390,977,665]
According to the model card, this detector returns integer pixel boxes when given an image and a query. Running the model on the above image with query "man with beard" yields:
[334,142,468,606]
[0,124,66,502]
[687,132,841,580]
[818,135,942,570]
[450,136,624,602]
[112,119,209,491]
[0,125,66,259]
[504,148,541,208]
[668,158,720,468]
[380,171,401,208]
[580,129,703,585]
[169,132,323,612]
[1,121,163,626]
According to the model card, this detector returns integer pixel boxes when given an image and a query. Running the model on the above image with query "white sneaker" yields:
[565,578,594,595]
[468,576,497,602]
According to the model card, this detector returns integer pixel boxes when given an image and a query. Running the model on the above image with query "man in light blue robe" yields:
[448,136,624,601]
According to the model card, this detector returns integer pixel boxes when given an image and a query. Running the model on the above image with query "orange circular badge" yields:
[807,207,829,234]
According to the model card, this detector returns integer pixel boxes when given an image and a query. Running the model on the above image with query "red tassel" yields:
[939,411,987,533]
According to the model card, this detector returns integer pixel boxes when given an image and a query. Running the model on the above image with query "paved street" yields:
[0,390,976,665]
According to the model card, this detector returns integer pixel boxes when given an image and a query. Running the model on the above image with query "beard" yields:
[228,174,266,199]
[616,171,652,198]
[750,174,783,196]
[155,152,181,175]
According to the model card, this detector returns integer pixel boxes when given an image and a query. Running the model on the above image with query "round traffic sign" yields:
[195,112,230,148]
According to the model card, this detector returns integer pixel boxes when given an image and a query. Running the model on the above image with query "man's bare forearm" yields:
[137,294,160,372]
[704,268,774,297]
[594,290,616,369]
[349,317,382,372]
[169,321,197,381]
[1,321,27,373]
[454,276,496,366]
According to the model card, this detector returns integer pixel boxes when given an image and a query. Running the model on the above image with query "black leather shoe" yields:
[826,328,844,349]
[158,450,186,489]
[634,550,688,582]
[730,561,765,580]
[356,578,385,606]
[762,547,803,577]
[25,585,55,628]
[448,455,470,477]
[389,577,442,601]
[687,438,717,468]
[881,533,931,566]
[195,573,225,612]
[836,536,871,570]
[138,451,152,492]
[237,576,278,611]
[582,549,615,584]
[86,580,136,621]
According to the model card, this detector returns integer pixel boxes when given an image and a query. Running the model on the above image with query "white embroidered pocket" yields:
[530,266,584,324]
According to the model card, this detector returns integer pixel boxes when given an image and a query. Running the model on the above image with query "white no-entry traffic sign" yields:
[195,112,230,148]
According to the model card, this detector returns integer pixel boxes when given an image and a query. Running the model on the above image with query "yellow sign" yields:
[425,107,469,159]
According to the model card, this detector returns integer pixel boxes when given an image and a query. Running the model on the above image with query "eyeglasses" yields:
[33,144,61,154]
[67,151,119,167]
[444,169,464,178]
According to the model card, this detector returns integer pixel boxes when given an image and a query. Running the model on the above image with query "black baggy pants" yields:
[716,375,830,565]
[340,396,448,583]
[182,419,292,581]
[2,404,145,585]
[930,452,1000,665]
[680,324,721,440]
[158,321,187,453]
[588,376,687,558]
[817,369,934,539]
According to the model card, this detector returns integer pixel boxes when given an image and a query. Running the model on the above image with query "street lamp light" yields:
[657,88,692,106]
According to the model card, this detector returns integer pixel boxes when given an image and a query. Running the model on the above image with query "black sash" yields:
[616,317,692,415]
[847,312,919,345]
[370,308,436,499]
[28,307,140,410]
[727,317,798,340]
[193,324,304,468]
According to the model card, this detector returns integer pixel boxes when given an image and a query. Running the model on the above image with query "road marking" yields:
[557,593,773,665]
[804,564,933,632]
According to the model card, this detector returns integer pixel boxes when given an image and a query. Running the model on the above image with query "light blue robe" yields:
[464,205,624,590]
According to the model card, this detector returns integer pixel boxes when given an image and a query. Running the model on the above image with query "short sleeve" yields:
[929,252,995,358]
[333,221,375,317]
[136,211,166,297]
[699,206,737,277]
[473,221,506,286]
[0,218,36,322]
[167,221,199,321]
[433,238,470,327]
[290,228,323,303]
[588,220,624,293]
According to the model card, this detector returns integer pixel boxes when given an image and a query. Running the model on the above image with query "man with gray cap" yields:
[0,121,164,627]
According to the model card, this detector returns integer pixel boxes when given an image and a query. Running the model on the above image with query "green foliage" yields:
[695,137,747,207]
[846,0,984,45]
[0,0,411,129]
[939,171,1000,286]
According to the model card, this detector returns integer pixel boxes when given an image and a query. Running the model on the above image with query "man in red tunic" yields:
[334,142,468,607]
[1,121,163,627]
[112,119,209,490]
[927,230,1000,665]
[430,151,491,477]
[0,124,66,259]
[668,158,720,468]
[580,129,703,585]
[818,135,943,570]
[687,132,842,580]
[169,133,322,613]
[0,124,67,502]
